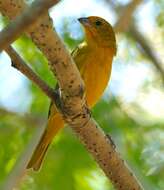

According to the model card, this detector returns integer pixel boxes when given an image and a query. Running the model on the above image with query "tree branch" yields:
[0,0,143,189]
[107,0,164,82]
[129,25,164,82]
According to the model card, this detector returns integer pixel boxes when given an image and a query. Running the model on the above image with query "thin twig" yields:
[5,46,57,102]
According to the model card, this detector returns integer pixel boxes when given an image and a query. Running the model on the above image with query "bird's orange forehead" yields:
[87,16,107,23]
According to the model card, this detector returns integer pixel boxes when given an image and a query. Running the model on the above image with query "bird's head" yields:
[78,16,117,54]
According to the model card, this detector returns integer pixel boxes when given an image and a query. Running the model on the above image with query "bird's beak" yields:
[78,17,90,27]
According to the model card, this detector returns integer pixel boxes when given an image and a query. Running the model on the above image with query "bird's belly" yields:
[82,56,112,108]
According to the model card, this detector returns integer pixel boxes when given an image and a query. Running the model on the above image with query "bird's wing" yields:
[71,42,88,74]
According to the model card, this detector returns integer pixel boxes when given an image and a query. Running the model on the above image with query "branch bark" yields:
[0,0,60,51]
[0,0,144,189]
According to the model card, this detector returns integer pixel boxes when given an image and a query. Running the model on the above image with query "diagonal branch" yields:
[0,0,144,189]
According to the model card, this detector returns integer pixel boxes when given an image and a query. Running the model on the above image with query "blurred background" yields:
[0,0,164,189]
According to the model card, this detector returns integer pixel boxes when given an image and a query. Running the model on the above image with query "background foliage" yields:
[0,0,163,189]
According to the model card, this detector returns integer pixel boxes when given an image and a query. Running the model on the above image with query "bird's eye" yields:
[95,20,102,26]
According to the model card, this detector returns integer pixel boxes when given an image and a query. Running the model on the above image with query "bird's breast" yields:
[81,48,114,107]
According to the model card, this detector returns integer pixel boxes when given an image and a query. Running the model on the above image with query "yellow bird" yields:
[27,16,117,170]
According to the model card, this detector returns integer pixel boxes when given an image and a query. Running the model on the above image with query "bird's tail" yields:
[26,112,64,171]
